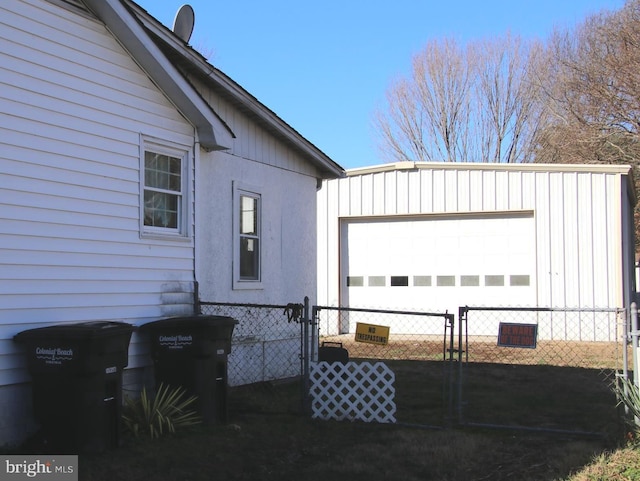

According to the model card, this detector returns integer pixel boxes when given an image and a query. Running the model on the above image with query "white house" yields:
[317,162,636,337]
[0,0,342,447]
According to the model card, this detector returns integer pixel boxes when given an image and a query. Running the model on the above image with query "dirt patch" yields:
[321,334,626,369]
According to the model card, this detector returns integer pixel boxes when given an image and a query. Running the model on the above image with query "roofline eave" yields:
[83,0,234,151]
[127,2,344,178]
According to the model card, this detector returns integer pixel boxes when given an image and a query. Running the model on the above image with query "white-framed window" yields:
[233,182,262,289]
[140,137,190,239]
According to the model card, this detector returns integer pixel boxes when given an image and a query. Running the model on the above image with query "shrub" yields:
[614,376,640,436]
[122,383,202,439]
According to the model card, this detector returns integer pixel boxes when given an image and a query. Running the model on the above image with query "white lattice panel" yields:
[309,361,396,423]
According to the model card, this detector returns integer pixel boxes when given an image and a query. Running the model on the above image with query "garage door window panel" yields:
[414,276,432,286]
[510,275,531,286]
[461,275,480,287]
[391,276,409,286]
[437,276,456,287]
[485,275,505,286]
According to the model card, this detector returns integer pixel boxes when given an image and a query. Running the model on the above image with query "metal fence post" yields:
[631,302,639,426]
[193,280,200,315]
[302,296,310,412]
[632,303,638,386]
[457,306,467,426]
[446,313,455,426]
[311,305,318,364]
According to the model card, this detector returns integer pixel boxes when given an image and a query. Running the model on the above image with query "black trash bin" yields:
[140,315,237,425]
[14,321,134,453]
[318,341,349,364]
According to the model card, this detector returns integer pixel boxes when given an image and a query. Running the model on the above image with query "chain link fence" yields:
[197,300,630,435]
[457,306,629,436]
[314,306,456,427]
[199,301,306,415]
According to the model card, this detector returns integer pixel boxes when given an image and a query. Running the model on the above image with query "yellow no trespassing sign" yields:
[355,322,390,346]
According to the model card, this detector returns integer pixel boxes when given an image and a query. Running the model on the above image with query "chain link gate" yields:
[457,306,628,436]
[310,305,456,427]
[199,300,307,415]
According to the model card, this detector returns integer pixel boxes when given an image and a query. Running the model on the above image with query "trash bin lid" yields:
[14,321,135,342]
[13,321,135,373]
[139,315,238,340]
[141,315,237,328]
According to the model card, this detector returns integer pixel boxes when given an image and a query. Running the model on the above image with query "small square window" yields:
[368,276,386,287]
[347,276,364,287]
[510,275,530,286]
[390,276,409,286]
[437,276,456,287]
[414,276,432,286]
[461,275,480,286]
[485,275,505,286]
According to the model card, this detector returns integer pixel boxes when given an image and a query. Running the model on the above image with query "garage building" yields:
[317,162,636,338]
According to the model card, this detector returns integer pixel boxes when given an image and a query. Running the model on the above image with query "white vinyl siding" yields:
[0,0,197,387]
[189,76,321,178]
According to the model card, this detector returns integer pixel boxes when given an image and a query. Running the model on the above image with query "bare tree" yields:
[473,34,546,163]
[535,0,640,166]
[375,35,544,163]
[375,38,473,162]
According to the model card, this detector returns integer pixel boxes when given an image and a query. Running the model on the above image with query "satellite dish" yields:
[172,4,195,43]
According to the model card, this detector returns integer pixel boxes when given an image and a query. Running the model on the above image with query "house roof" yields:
[83,0,233,152]
[83,0,345,179]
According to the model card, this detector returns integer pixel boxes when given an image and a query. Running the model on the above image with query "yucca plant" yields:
[122,383,202,439]
[614,376,640,437]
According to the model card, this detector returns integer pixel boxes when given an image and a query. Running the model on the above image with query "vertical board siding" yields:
[358,175,371,216]
[534,171,553,307]
[444,169,458,212]
[189,76,321,179]
[563,173,580,308]
[349,176,362,215]
[372,173,385,215]
[318,164,628,312]
[482,170,497,210]
[457,170,470,212]
[432,169,446,212]
[577,174,596,320]
[1,0,198,386]
[508,171,524,210]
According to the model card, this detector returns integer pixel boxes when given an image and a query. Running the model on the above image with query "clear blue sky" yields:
[136,0,625,170]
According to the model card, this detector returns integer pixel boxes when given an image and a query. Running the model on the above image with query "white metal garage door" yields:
[340,213,536,318]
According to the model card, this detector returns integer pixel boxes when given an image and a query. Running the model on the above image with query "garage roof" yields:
[346,161,635,202]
